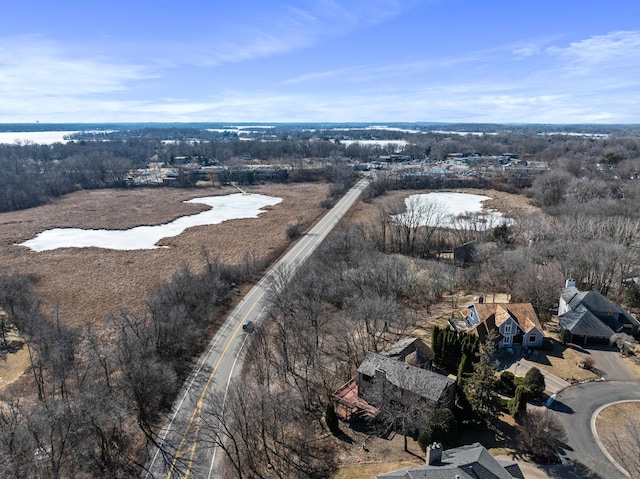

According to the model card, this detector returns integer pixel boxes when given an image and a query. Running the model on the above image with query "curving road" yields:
[551,381,640,479]
[144,178,370,479]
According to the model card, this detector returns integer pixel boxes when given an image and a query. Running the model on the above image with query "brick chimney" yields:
[426,443,442,465]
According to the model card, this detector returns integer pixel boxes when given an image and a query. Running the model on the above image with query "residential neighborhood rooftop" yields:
[358,352,455,403]
[377,442,524,479]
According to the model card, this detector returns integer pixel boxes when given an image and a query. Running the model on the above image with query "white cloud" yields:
[175,0,427,67]
[0,36,155,97]
[512,45,541,57]
[546,30,640,70]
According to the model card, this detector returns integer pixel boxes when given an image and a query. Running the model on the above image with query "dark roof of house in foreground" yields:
[377,443,523,479]
[358,352,454,402]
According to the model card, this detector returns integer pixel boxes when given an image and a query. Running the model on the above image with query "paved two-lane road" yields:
[552,381,640,478]
[145,178,370,479]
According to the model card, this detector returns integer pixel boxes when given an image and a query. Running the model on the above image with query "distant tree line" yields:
[2,125,639,213]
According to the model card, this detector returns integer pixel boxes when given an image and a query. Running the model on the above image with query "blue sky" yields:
[1,0,639,123]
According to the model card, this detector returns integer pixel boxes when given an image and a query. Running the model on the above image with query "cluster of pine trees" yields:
[431,326,480,373]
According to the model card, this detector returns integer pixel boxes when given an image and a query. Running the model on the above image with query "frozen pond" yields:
[0,131,81,144]
[394,192,512,229]
[20,193,282,252]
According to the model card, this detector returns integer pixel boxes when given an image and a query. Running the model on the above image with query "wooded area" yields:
[0,124,639,477]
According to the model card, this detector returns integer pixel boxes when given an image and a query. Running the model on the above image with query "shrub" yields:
[286,223,301,241]
[582,357,595,370]
[517,410,566,463]
[418,408,458,451]
[523,367,546,400]
[509,385,530,417]
[559,328,571,345]
[498,371,515,395]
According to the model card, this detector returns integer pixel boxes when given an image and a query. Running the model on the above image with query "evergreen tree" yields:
[432,326,442,365]
[462,331,500,422]
[509,385,530,417]
[523,367,546,400]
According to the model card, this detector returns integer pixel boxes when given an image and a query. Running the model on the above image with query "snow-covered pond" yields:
[0,131,81,144]
[20,193,282,252]
[394,192,512,229]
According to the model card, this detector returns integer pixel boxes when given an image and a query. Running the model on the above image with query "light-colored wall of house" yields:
[498,317,520,347]
[523,327,543,347]
[558,297,570,316]
[466,305,480,326]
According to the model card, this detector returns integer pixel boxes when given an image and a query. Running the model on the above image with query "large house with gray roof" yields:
[377,442,524,479]
[357,352,456,411]
[559,279,639,344]
[332,338,453,420]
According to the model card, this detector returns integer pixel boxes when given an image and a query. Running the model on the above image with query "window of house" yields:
[529,335,537,343]
[362,374,373,383]
[504,324,512,334]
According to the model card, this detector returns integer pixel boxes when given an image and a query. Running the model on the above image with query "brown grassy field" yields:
[595,401,640,476]
[0,183,330,331]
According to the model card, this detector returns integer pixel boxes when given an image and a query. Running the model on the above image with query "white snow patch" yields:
[0,131,81,144]
[20,193,282,252]
[395,192,512,229]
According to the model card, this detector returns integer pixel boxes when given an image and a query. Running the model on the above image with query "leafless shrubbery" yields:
[517,410,567,464]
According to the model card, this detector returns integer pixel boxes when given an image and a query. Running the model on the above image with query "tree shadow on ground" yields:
[548,399,574,415]
[457,413,518,451]
[569,344,590,354]
[0,340,24,360]
[336,431,354,445]
[543,461,605,479]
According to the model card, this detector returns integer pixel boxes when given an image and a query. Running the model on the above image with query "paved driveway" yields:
[578,345,636,381]
[506,358,571,394]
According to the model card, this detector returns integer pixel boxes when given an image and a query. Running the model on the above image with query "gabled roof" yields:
[559,304,615,338]
[560,285,640,332]
[466,303,542,334]
[377,443,521,479]
[358,352,454,403]
[381,337,435,362]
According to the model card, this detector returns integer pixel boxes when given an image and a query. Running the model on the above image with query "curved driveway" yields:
[552,381,640,478]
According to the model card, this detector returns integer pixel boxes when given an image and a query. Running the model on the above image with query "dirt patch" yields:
[622,355,640,381]
[0,183,330,333]
[0,331,30,388]
[329,421,424,477]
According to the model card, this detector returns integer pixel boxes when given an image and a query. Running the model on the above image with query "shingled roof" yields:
[377,443,523,479]
[358,352,454,403]
[559,304,615,338]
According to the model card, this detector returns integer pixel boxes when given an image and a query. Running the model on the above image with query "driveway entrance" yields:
[582,345,636,381]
